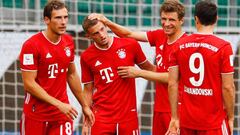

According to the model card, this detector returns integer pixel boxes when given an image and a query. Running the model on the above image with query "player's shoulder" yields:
[211,35,230,45]
[203,34,231,49]
[81,44,95,58]
[148,28,164,34]
[22,32,42,48]
[147,29,165,37]
[61,33,74,43]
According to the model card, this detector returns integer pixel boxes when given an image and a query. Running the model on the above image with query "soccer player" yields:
[19,1,94,135]
[88,1,186,135]
[80,16,155,135]
[167,1,235,135]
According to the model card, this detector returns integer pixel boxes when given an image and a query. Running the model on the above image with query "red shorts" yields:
[91,118,139,135]
[152,111,171,135]
[180,120,230,135]
[20,113,73,135]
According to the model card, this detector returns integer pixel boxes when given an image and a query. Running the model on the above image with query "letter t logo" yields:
[100,67,114,83]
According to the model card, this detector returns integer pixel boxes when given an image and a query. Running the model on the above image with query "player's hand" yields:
[82,124,90,135]
[82,116,91,135]
[228,118,234,135]
[165,118,180,135]
[88,13,108,24]
[57,102,78,120]
[82,106,95,126]
[117,66,140,78]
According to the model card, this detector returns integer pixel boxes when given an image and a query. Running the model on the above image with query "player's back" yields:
[175,33,234,129]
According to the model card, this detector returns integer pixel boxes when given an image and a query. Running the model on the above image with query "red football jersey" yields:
[147,29,187,112]
[169,33,234,129]
[80,37,147,123]
[19,32,75,121]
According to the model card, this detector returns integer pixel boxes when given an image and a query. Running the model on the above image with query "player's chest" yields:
[155,43,173,70]
[38,44,72,68]
[89,48,135,74]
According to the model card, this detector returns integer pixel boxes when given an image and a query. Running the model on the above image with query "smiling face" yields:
[44,7,68,36]
[87,21,111,48]
[160,11,183,36]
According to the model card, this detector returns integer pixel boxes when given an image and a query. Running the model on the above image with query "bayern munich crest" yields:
[116,48,126,59]
[64,47,71,57]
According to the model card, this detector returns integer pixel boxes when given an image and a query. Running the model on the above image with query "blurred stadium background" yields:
[0,0,239,135]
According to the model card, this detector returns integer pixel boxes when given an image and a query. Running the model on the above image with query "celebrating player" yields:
[80,15,155,135]
[88,1,186,134]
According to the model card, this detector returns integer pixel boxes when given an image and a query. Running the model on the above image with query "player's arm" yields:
[82,82,94,135]
[222,73,235,135]
[88,13,147,42]
[21,71,78,120]
[67,63,95,126]
[166,66,179,135]
[117,62,168,83]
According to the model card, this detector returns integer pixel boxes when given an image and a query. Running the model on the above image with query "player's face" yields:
[87,21,110,48]
[46,8,68,35]
[160,11,183,36]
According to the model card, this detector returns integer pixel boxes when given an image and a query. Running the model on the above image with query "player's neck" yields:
[196,24,214,34]
[43,30,61,44]
[94,37,113,50]
[167,29,184,44]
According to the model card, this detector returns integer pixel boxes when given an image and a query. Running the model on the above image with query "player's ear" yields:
[85,33,90,38]
[179,17,184,26]
[194,16,199,25]
[44,16,50,25]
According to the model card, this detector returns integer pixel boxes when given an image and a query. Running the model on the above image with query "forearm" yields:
[24,80,61,107]
[104,18,147,41]
[168,67,179,119]
[83,85,93,107]
[138,70,168,83]
[104,19,132,38]
[222,74,235,120]
[67,73,88,108]
[168,82,178,119]
[222,85,235,120]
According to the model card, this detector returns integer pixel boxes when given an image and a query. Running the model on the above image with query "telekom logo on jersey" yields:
[100,67,114,83]
[48,63,58,78]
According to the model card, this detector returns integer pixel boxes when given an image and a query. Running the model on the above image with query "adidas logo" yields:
[95,60,102,66]
[46,53,52,58]
[159,45,163,50]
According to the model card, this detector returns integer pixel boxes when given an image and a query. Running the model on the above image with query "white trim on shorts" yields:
[221,119,229,135]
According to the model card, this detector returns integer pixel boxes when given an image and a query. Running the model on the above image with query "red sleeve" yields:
[146,29,165,46]
[220,44,234,73]
[80,54,93,83]
[70,39,75,62]
[19,40,38,71]
[132,40,147,65]
[64,34,75,62]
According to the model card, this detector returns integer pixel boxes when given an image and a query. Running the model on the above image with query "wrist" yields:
[135,69,142,78]
[104,19,112,26]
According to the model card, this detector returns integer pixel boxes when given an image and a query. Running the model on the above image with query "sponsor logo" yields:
[100,67,114,83]
[48,63,58,78]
